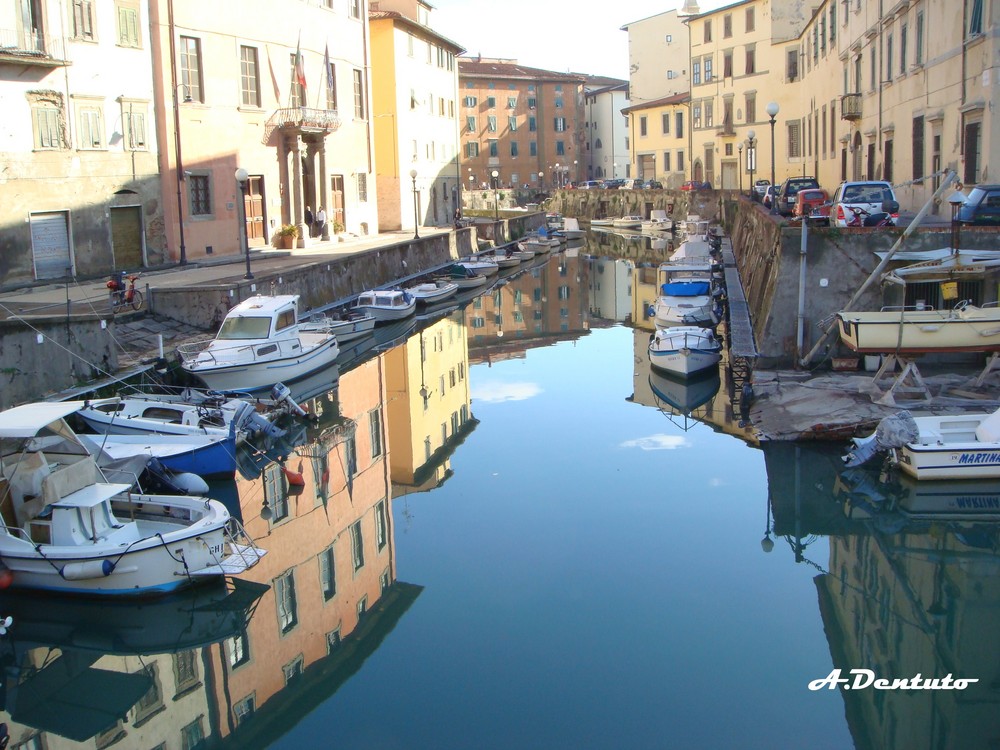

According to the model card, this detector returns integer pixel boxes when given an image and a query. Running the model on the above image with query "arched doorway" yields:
[692,159,704,182]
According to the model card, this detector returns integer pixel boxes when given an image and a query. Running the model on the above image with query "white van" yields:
[619,179,643,190]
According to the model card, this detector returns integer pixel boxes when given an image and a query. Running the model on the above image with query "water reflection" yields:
[763,443,1000,749]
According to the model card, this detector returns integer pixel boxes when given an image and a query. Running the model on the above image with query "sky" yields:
[431,0,731,80]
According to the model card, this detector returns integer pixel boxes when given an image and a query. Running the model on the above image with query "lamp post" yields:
[410,168,419,239]
[491,169,499,222]
[173,84,192,265]
[613,162,617,179]
[766,102,779,213]
[554,163,560,188]
[573,159,578,187]
[538,170,544,190]
[948,189,966,255]
[235,167,253,279]
[746,130,756,201]
[737,142,744,194]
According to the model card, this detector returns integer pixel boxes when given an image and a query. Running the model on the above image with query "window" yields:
[704,19,712,42]
[745,46,756,75]
[134,664,163,723]
[556,140,565,156]
[969,0,984,35]
[487,96,496,108]
[554,117,566,132]
[369,409,382,457]
[555,98,563,108]
[407,33,414,56]
[181,718,205,750]
[830,3,836,39]
[639,116,647,136]
[900,22,907,74]
[884,138,893,182]
[705,100,713,128]
[320,545,335,600]
[72,1,95,41]
[964,119,981,183]
[676,112,684,138]
[351,520,365,571]
[376,500,388,551]
[667,70,676,79]
[745,92,756,123]
[488,139,498,157]
[678,150,685,171]
[487,115,497,132]
[527,96,536,108]
[693,105,702,129]
[724,51,733,78]
[275,570,297,632]
[915,11,924,64]
[693,61,701,85]
[704,57,713,81]
[174,651,199,693]
[787,48,799,81]
[529,141,537,156]
[465,116,476,132]
[234,695,255,726]
[179,36,203,103]
[787,121,802,158]
[240,46,261,108]
[595,137,603,149]
[263,463,288,521]
[508,116,517,131]
[723,14,732,37]
[507,96,517,108]
[746,7,755,32]
[226,631,250,669]
[661,113,670,134]
[529,116,536,131]
[357,173,367,202]
[464,95,477,107]
[125,111,147,152]
[663,151,671,171]
[886,33,893,80]
[77,103,104,149]
[353,68,365,118]
[116,2,140,47]
[350,0,361,19]
[282,656,303,684]
[465,142,479,157]
[912,116,924,181]
[345,434,357,477]
[189,174,211,215]
[510,141,519,157]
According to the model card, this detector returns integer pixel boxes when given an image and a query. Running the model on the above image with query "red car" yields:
[794,188,830,221]
[680,180,712,191]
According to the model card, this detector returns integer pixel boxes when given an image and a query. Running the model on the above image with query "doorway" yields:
[110,206,145,268]
[330,175,345,231]
[245,176,265,247]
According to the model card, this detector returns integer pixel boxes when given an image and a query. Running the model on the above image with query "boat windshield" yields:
[216,315,272,340]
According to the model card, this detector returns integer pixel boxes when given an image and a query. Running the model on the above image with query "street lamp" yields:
[613,162,618,179]
[554,163,560,188]
[538,171,544,189]
[235,167,253,279]
[573,159,578,186]
[746,130,756,202]
[491,169,499,222]
[766,102,779,213]
[410,168,419,239]
[173,84,192,265]
[737,142,744,194]
[948,189,966,254]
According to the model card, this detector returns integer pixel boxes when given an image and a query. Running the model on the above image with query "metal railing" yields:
[0,27,65,60]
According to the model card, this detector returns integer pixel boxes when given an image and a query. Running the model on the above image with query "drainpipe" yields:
[167,0,187,264]
[877,0,883,177]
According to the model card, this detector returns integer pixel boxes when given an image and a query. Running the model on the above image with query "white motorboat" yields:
[178,295,340,392]
[651,260,719,327]
[670,240,713,260]
[403,278,460,305]
[354,289,417,321]
[457,257,500,276]
[590,218,614,227]
[438,264,491,289]
[845,408,1000,481]
[560,217,585,239]
[76,394,278,444]
[612,215,644,229]
[641,210,672,233]
[301,309,376,344]
[0,401,265,596]
[648,327,722,377]
[486,249,522,268]
[836,303,1000,354]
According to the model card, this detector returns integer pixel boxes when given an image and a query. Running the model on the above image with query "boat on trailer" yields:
[0,401,265,596]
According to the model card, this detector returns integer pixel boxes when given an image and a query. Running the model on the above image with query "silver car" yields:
[829,181,898,227]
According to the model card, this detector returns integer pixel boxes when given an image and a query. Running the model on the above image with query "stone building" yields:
[0,0,165,285]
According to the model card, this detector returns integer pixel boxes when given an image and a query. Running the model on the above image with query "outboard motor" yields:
[862,199,899,227]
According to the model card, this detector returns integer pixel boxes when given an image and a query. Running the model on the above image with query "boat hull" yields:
[837,306,1000,353]
[81,433,238,477]
[896,444,1000,480]
[649,328,722,377]
[653,297,716,327]
[182,336,340,392]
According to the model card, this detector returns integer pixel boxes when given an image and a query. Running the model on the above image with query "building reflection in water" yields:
[763,443,1000,750]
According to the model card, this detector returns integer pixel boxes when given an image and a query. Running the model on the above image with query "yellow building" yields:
[622,93,690,188]
[369,2,464,231]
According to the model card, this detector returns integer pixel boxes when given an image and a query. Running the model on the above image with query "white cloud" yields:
[620,434,690,451]
[708,477,726,487]
[472,381,542,403]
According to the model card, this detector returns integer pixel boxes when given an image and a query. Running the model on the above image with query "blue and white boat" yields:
[78,430,238,479]
[652,260,718,327]
[354,289,417,322]
[178,295,340,392]
[0,401,264,596]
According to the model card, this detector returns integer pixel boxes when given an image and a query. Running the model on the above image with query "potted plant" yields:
[276,224,298,249]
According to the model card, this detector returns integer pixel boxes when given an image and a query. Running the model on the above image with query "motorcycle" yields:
[844,198,900,228]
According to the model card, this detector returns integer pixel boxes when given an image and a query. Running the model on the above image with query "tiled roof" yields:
[458,57,587,83]
[368,10,464,52]
[621,92,689,113]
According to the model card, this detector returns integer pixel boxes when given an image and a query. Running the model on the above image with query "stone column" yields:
[288,135,307,247]
[318,140,330,240]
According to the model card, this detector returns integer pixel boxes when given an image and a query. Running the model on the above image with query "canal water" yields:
[3,234,998,749]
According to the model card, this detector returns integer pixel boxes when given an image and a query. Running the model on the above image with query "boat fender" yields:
[282,465,305,486]
[0,563,12,590]
[169,472,210,496]
[61,559,115,580]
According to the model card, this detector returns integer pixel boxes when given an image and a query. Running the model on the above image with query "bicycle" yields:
[107,271,144,313]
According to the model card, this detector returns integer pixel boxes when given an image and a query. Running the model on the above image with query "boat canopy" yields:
[0,401,87,438]
[661,281,711,296]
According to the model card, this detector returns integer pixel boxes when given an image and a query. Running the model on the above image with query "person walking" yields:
[315,206,327,239]
[304,206,314,237]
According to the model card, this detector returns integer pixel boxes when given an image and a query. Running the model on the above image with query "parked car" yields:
[776,177,821,215]
[618,179,643,190]
[955,184,1000,226]
[762,185,778,209]
[602,179,626,189]
[680,180,712,191]
[578,180,602,190]
[828,180,899,227]
[752,179,771,201]
[793,188,830,221]
[641,180,664,190]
